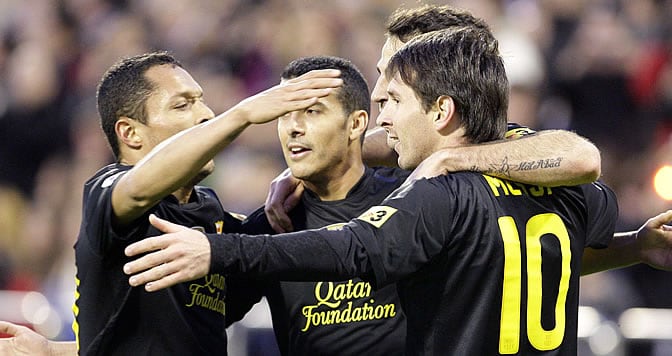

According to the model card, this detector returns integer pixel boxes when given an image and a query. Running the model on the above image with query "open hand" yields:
[235,69,342,125]
[637,209,672,270]
[0,321,50,356]
[124,214,211,292]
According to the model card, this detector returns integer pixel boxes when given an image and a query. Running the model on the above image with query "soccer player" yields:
[225,55,409,355]
[65,52,342,355]
[124,27,619,355]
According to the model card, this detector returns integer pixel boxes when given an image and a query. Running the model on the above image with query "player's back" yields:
[379,172,618,355]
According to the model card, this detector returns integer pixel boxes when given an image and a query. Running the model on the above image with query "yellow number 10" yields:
[498,213,571,354]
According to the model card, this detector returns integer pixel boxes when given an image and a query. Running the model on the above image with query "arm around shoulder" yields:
[410,129,601,186]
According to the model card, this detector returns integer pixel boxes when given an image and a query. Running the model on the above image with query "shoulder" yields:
[240,206,274,234]
[84,163,130,188]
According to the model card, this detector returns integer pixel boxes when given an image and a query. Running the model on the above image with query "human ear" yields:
[115,117,142,150]
[434,95,455,131]
[348,110,369,141]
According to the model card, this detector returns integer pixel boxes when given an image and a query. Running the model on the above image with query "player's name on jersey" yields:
[483,175,553,198]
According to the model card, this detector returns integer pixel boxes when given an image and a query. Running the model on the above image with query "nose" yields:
[196,101,215,125]
[282,112,305,138]
[376,105,391,128]
[371,76,390,126]
[371,75,387,105]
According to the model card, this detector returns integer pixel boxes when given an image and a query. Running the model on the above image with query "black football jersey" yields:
[210,173,617,355]
[73,164,242,355]
[228,167,409,356]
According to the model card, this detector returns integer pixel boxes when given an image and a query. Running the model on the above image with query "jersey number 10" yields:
[497,213,571,354]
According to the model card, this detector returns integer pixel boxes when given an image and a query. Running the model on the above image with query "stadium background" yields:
[0,0,671,355]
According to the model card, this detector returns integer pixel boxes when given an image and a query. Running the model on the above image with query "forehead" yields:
[388,74,414,97]
[377,36,405,72]
[145,64,202,96]
[312,89,344,111]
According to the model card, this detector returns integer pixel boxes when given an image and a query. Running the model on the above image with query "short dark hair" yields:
[385,4,492,43]
[281,55,370,119]
[96,51,182,160]
[386,27,508,143]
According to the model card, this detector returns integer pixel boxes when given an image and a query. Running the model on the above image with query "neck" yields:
[172,186,194,204]
[303,161,366,201]
[435,126,470,151]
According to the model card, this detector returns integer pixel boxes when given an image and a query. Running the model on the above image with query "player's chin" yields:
[398,154,420,171]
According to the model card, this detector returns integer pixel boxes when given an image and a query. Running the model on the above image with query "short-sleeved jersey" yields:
[353,174,617,355]
[228,167,409,356]
[73,163,242,355]
[210,173,617,355]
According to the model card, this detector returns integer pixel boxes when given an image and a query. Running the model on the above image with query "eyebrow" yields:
[170,90,203,100]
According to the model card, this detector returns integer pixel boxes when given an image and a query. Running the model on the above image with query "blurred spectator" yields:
[0,1,669,354]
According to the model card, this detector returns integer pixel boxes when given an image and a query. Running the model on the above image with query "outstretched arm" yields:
[124,214,357,291]
[112,70,342,226]
[582,210,672,275]
[0,321,76,356]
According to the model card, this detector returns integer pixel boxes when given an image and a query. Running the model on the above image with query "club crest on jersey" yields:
[356,206,397,228]
[215,220,223,234]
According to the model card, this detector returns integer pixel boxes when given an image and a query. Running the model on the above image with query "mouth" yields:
[386,134,399,151]
[287,143,312,159]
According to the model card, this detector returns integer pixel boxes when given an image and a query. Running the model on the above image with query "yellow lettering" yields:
[484,175,553,198]
[301,281,397,332]
[484,175,509,196]
[314,282,340,308]
[505,182,522,195]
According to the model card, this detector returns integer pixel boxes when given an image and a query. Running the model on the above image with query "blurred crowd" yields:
[0,0,670,353]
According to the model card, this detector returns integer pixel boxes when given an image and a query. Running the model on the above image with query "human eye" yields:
[377,99,388,111]
[387,94,399,105]
[173,100,189,110]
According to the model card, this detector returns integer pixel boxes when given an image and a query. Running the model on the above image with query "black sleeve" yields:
[225,205,274,326]
[207,227,371,281]
[582,181,619,248]
[208,178,454,289]
[83,167,152,254]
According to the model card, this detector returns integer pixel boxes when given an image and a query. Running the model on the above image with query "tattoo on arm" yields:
[471,156,564,177]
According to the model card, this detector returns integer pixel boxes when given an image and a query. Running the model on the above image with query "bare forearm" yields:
[442,130,601,186]
[114,108,251,218]
[581,231,639,275]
